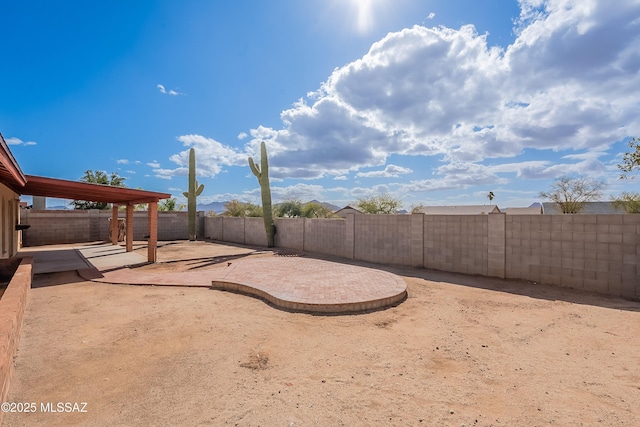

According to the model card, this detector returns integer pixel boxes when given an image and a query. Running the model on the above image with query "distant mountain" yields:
[196,201,228,214]
[35,200,341,214]
[305,200,341,212]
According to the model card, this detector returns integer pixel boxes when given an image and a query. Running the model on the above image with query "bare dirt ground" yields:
[4,241,640,426]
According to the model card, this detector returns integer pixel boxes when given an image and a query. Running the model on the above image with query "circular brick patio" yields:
[80,257,407,314]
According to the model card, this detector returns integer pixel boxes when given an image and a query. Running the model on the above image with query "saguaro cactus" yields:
[248,141,274,247]
[182,148,204,241]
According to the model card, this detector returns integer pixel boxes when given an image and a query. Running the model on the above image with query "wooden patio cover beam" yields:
[22,175,170,205]
[22,175,171,263]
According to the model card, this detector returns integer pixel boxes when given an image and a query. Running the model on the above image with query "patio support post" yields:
[126,204,134,252]
[110,204,119,245]
[147,200,158,263]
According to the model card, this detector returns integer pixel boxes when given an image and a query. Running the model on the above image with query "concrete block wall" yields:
[22,210,204,245]
[206,217,346,256]
[506,215,552,283]
[274,218,305,251]
[22,210,91,246]
[423,215,489,275]
[20,211,640,299]
[155,212,190,240]
[506,215,640,299]
[488,214,506,277]
[245,218,268,246]
[204,216,253,243]
[116,211,201,241]
[303,218,346,258]
[88,210,101,241]
[354,214,413,265]
[110,212,150,241]
[345,214,355,259]
[205,216,223,240]
[219,217,246,244]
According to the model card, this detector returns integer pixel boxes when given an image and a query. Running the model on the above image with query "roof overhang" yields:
[0,134,27,190]
[23,175,171,205]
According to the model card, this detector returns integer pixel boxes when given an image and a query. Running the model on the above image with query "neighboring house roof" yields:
[333,205,363,217]
[541,202,624,214]
[503,206,543,215]
[417,205,501,215]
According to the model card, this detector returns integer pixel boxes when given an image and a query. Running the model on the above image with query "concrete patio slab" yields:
[75,244,147,269]
[17,246,92,274]
[18,243,146,274]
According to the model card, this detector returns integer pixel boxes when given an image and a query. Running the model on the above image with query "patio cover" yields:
[0,133,170,263]
[22,175,170,205]
[19,175,171,263]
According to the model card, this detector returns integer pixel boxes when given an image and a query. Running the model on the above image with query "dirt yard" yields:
[3,241,640,426]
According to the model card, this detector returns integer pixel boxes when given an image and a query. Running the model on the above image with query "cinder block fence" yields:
[20,210,205,246]
[18,210,640,300]
[204,213,640,300]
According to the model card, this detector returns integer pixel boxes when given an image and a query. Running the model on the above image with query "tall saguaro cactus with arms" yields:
[183,148,204,241]
[248,141,274,247]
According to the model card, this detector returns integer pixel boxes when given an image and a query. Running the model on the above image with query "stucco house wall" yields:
[0,183,20,258]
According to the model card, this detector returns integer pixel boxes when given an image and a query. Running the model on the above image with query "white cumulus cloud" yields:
[163,0,640,194]
[356,164,413,178]
[238,0,639,188]
[157,84,184,96]
[153,135,247,179]
[6,137,37,146]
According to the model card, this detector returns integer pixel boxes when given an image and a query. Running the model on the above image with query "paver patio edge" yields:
[77,257,408,315]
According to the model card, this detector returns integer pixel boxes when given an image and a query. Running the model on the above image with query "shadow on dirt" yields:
[31,271,88,289]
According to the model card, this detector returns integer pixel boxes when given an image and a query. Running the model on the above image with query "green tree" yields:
[539,176,605,214]
[410,204,423,214]
[356,193,402,214]
[302,202,333,218]
[70,170,126,210]
[158,198,177,211]
[618,137,640,179]
[276,198,303,217]
[222,200,262,217]
[611,192,640,213]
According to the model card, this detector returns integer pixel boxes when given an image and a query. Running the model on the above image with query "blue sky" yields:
[2,0,639,210]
